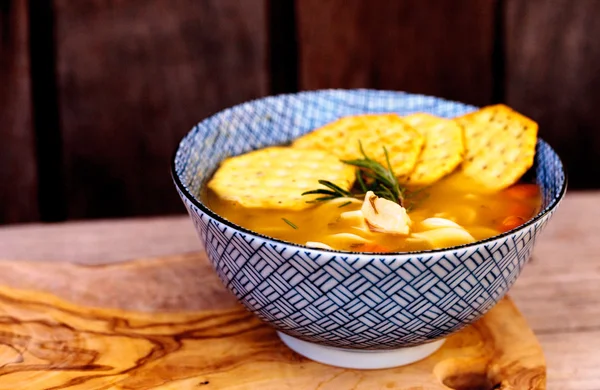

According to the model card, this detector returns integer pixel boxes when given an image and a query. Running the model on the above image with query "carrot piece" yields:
[354,243,391,253]
[503,184,539,200]
[508,202,535,219]
[499,216,526,232]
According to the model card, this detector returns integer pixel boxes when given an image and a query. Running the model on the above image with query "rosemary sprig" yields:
[301,179,354,202]
[355,168,368,192]
[302,142,407,206]
[403,186,431,212]
[281,218,298,229]
[342,143,404,205]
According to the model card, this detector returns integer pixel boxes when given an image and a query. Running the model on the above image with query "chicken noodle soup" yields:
[201,105,542,253]
[203,173,541,252]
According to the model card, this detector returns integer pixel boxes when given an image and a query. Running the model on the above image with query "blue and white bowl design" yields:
[172,90,566,350]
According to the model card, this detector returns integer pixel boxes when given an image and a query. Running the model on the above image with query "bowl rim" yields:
[171,89,568,257]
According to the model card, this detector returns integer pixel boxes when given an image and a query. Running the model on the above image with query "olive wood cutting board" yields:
[0,253,545,389]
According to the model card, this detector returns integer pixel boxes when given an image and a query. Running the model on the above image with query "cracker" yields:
[402,113,465,186]
[456,104,538,191]
[292,114,424,177]
[207,147,355,210]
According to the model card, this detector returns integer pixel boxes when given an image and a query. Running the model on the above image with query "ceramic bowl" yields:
[172,90,566,369]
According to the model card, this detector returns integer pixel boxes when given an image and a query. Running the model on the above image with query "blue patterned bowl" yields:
[172,90,566,369]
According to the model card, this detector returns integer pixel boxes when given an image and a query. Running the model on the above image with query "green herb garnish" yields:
[302,142,406,206]
[337,201,353,208]
[281,218,298,229]
[403,186,431,212]
[302,179,353,202]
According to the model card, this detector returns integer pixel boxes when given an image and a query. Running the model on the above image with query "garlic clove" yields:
[361,191,412,235]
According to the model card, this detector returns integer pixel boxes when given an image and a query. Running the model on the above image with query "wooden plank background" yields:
[0,0,596,223]
[54,0,268,220]
[297,0,497,106]
[504,0,600,189]
[0,0,39,224]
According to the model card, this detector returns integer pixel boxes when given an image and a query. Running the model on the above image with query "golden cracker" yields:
[456,104,538,191]
[207,147,355,210]
[292,114,424,177]
[402,113,465,186]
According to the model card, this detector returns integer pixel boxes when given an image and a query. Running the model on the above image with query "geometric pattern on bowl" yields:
[173,90,567,350]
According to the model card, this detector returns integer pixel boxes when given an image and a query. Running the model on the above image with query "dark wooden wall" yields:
[297,0,497,106]
[0,0,597,224]
[0,0,38,222]
[54,0,268,221]
[504,0,600,195]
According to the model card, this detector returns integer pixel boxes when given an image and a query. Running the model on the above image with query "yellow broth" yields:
[201,172,542,253]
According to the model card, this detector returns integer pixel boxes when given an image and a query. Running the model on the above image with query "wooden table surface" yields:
[0,192,598,390]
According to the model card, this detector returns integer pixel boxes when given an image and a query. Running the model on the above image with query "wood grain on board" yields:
[0,0,39,223]
[0,192,597,388]
[505,0,600,188]
[53,0,268,220]
[296,0,497,106]
[0,254,544,389]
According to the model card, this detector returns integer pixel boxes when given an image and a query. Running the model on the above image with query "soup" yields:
[203,173,541,252]
[200,105,541,253]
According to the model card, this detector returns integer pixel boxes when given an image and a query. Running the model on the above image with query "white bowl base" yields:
[277,332,445,370]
